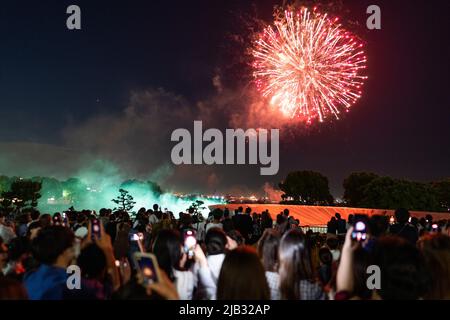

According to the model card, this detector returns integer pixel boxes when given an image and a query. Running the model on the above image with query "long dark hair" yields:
[152,229,182,281]
[279,229,313,300]
[418,233,450,299]
[352,247,371,299]
[217,246,270,300]
[371,236,427,300]
[257,229,280,272]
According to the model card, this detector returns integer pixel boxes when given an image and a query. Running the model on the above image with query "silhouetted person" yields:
[389,208,418,244]
[232,207,253,243]
[346,214,354,230]
[425,214,433,232]
[261,210,273,230]
[335,213,347,234]
[327,217,337,235]
[222,208,234,232]
[275,214,290,235]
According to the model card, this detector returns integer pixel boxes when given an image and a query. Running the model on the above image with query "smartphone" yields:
[130,232,144,241]
[389,216,395,225]
[431,223,439,233]
[52,215,61,225]
[115,259,129,268]
[130,232,145,252]
[351,215,368,242]
[183,229,197,258]
[131,234,140,241]
[132,252,161,285]
[91,218,101,239]
[62,212,68,226]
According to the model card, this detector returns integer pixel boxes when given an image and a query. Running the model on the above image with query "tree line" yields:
[1,171,449,214]
[0,175,163,214]
[278,171,450,212]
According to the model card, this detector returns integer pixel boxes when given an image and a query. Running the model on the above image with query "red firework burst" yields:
[252,8,368,123]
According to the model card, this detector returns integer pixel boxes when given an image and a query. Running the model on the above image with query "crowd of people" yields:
[0,204,449,300]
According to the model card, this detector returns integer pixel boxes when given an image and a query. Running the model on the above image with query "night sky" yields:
[0,0,449,197]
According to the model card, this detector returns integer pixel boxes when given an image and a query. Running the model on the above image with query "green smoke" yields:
[1,158,223,215]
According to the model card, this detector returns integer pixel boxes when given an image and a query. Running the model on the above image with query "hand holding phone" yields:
[89,221,113,252]
[130,232,145,252]
[431,223,439,233]
[183,229,197,259]
[62,212,68,226]
[351,215,368,242]
[116,258,132,285]
[91,218,101,240]
[133,252,161,286]
[53,215,62,225]
[130,233,143,241]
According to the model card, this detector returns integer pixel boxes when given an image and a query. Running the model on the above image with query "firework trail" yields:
[252,8,367,123]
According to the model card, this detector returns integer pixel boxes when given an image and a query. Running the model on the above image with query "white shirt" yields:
[148,214,159,225]
[173,269,196,300]
[330,249,341,262]
[197,253,225,300]
[265,271,280,300]
[205,222,223,234]
[206,253,225,282]
[193,221,206,242]
[0,224,16,244]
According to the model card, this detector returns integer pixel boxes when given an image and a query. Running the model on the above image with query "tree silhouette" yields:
[362,177,441,211]
[343,173,444,212]
[431,179,450,211]
[188,200,206,215]
[112,189,136,212]
[0,178,42,215]
[343,172,379,206]
[279,171,333,205]
[0,175,12,194]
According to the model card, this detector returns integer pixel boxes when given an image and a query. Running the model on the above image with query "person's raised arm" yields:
[194,244,220,300]
[89,221,121,291]
[146,270,179,300]
[194,244,208,268]
[336,227,359,294]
